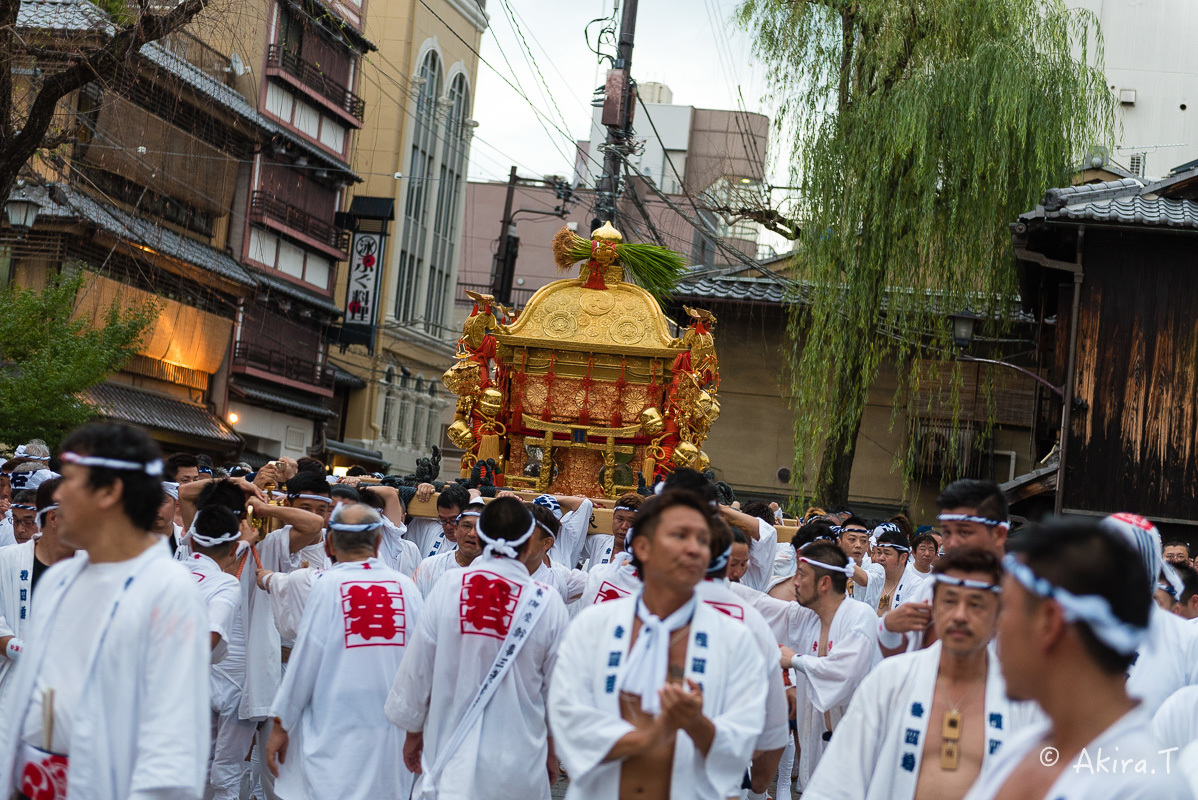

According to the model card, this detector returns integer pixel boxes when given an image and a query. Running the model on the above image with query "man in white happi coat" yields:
[837,517,884,609]
[1101,512,1198,717]
[526,504,588,604]
[0,475,75,706]
[386,496,568,799]
[581,493,641,568]
[334,479,421,577]
[964,518,1189,800]
[871,529,911,616]
[267,503,423,800]
[533,494,594,570]
[804,548,1041,800]
[414,499,485,596]
[731,540,880,791]
[0,423,210,800]
[549,489,767,799]
[405,482,471,559]
[881,480,1009,655]
[178,503,249,800]
[694,518,789,800]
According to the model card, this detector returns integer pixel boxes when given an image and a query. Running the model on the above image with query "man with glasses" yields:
[407,483,471,560]
[415,499,486,595]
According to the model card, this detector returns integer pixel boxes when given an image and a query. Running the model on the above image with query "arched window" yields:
[425,72,471,332]
[394,50,443,322]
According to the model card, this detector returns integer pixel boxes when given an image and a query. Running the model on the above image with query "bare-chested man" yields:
[550,489,767,799]
[802,548,1041,800]
[966,519,1187,800]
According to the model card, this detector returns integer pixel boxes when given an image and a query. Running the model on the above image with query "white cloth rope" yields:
[61,451,163,476]
[617,591,698,714]
[476,516,536,560]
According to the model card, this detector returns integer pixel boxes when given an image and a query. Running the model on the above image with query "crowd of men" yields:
[0,422,1196,799]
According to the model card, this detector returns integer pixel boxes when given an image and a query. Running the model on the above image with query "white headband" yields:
[13,445,49,461]
[476,517,536,560]
[875,542,911,553]
[932,573,1001,593]
[36,504,57,531]
[1003,554,1146,655]
[938,513,1010,531]
[329,519,383,532]
[799,555,856,578]
[161,481,180,500]
[61,451,163,476]
[187,509,242,548]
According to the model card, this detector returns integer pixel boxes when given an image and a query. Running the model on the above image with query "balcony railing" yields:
[233,341,334,389]
[455,282,536,308]
[250,191,350,256]
[266,45,365,123]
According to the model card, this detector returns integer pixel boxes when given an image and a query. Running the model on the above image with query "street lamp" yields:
[945,308,1064,399]
[947,308,982,348]
[4,184,42,238]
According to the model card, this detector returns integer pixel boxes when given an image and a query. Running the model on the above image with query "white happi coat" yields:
[1127,604,1198,716]
[549,595,768,800]
[0,540,36,700]
[548,499,593,569]
[0,544,210,800]
[579,554,640,606]
[380,518,421,577]
[533,558,588,604]
[582,534,616,568]
[734,584,880,787]
[0,514,15,549]
[185,552,239,664]
[272,559,422,800]
[803,641,1041,800]
[266,567,318,641]
[695,579,790,750]
[385,555,568,800]
[1153,685,1198,754]
[892,562,930,608]
[849,555,885,611]
[414,550,469,598]
[405,517,456,560]
[964,706,1190,800]
[743,517,779,592]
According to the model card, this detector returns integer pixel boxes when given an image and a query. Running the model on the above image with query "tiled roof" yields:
[31,183,257,286]
[330,363,367,389]
[672,276,794,305]
[252,270,344,317]
[230,383,336,419]
[324,438,385,463]
[1022,176,1198,231]
[16,0,109,31]
[88,382,242,444]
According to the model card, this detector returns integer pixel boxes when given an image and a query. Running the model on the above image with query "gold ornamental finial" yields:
[591,221,624,242]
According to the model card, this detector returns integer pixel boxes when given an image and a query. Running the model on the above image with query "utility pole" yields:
[593,0,639,231]
[488,168,573,304]
[490,166,519,303]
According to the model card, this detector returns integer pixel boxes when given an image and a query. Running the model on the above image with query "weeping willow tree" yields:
[738,0,1114,506]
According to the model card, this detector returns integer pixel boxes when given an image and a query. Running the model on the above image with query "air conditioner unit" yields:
[1119,89,1137,105]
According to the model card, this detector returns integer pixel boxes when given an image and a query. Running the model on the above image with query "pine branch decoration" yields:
[551,226,687,300]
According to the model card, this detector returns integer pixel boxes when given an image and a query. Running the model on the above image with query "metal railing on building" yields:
[266,45,366,122]
[232,341,334,389]
[250,191,350,255]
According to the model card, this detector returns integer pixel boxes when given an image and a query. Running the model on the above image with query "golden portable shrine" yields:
[442,222,721,499]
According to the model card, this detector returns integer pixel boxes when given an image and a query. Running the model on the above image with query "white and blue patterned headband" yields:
[707,543,732,574]
[187,509,242,547]
[938,513,1010,531]
[1003,554,1146,655]
[61,451,163,476]
[932,573,1000,593]
[532,494,563,520]
[800,555,856,578]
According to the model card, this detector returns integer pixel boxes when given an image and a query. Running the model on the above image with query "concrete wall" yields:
[1071,0,1198,178]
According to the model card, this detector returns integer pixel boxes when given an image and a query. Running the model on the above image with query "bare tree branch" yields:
[708,205,802,241]
[0,0,208,201]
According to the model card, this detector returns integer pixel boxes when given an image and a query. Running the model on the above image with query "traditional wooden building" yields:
[1011,169,1198,534]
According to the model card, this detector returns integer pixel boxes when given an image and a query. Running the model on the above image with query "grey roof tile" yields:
[1022,176,1198,231]
[230,383,336,418]
[29,183,257,286]
[88,381,242,443]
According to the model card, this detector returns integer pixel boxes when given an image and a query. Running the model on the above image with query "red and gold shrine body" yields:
[443,226,720,499]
